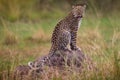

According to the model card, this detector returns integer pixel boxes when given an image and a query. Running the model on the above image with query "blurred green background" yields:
[0,0,119,46]
[0,0,120,80]
[0,0,120,21]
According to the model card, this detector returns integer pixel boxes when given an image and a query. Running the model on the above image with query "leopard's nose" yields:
[77,15,83,18]
[80,15,83,18]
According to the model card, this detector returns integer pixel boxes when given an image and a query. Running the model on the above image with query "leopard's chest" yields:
[78,19,82,29]
[70,18,82,30]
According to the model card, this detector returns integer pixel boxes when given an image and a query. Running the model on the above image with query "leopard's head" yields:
[28,59,45,73]
[28,56,49,73]
[72,4,86,18]
[28,61,43,70]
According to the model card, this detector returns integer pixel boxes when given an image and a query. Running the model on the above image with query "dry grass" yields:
[3,30,18,45]
[0,7,120,80]
[0,0,119,79]
[27,28,50,43]
[0,27,119,80]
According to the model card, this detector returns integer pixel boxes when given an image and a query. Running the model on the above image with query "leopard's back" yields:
[49,20,71,55]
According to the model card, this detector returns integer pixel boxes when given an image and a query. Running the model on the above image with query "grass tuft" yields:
[3,30,18,45]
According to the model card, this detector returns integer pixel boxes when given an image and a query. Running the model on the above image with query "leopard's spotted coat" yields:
[49,4,86,55]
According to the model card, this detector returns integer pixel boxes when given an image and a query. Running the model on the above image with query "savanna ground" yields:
[0,0,120,80]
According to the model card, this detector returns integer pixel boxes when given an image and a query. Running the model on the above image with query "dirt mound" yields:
[14,49,95,80]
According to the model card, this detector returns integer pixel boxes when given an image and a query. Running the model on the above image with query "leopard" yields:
[27,4,86,74]
[49,4,86,56]
[28,56,50,73]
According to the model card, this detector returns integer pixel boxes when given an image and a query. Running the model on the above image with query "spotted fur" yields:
[27,4,86,75]
[49,4,86,55]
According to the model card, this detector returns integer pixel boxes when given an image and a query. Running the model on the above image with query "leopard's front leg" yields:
[70,30,80,51]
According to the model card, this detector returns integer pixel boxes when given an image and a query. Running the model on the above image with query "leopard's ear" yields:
[28,61,33,68]
[72,5,75,9]
[83,4,86,9]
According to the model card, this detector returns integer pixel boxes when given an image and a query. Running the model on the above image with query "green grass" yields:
[0,11,120,80]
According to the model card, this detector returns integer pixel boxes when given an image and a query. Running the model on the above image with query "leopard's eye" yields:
[28,62,33,67]
[41,60,45,62]
[36,65,39,67]
[44,58,46,61]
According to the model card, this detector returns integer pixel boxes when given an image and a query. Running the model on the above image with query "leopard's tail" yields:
[48,45,56,56]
